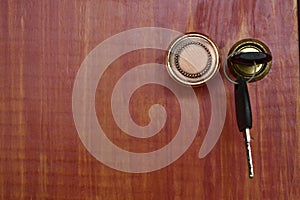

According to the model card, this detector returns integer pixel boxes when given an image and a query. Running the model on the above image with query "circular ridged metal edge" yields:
[227,38,272,82]
[166,33,220,87]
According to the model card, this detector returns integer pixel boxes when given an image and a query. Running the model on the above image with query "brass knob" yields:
[227,38,272,82]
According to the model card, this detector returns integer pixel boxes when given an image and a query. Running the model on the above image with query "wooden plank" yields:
[0,0,299,199]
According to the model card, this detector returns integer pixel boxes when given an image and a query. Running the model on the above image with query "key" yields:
[226,51,272,178]
[230,52,272,66]
[230,51,272,178]
[234,77,254,178]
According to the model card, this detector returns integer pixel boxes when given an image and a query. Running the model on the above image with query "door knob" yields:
[166,33,220,86]
[226,38,272,82]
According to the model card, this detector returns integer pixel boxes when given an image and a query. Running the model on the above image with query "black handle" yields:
[230,52,272,66]
[234,77,252,132]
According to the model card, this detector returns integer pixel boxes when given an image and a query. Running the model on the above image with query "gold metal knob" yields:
[227,38,272,82]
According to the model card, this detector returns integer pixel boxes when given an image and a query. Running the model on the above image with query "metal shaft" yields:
[244,128,254,178]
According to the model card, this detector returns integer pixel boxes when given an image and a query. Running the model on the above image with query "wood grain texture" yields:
[0,0,299,199]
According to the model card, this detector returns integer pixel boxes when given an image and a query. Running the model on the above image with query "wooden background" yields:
[0,0,299,199]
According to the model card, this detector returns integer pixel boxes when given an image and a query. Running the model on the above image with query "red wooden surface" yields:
[0,0,299,199]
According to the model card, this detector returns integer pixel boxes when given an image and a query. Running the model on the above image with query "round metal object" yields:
[227,38,272,82]
[166,33,220,86]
